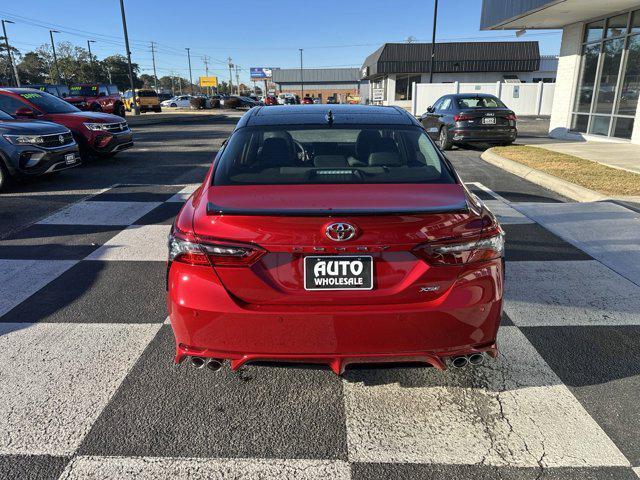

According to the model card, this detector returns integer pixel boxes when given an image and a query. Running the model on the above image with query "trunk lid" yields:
[193,184,482,306]
[458,108,514,127]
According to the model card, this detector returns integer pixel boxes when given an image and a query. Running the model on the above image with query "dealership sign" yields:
[199,76,218,87]
[250,67,273,79]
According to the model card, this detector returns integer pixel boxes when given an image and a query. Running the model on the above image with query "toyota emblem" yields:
[325,222,356,242]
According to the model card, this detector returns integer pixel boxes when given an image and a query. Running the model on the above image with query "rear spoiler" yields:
[206,201,469,216]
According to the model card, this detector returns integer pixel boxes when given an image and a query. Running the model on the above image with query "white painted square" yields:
[484,200,534,225]
[166,184,200,203]
[85,224,171,261]
[0,259,77,318]
[505,260,640,326]
[513,202,640,285]
[58,456,351,480]
[39,201,161,226]
[343,326,629,468]
[0,322,160,456]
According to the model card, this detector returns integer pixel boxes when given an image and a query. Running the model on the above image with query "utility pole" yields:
[235,65,240,95]
[203,55,210,95]
[299,48,304,99]
[185,47,193,94]
[49,30,61,84]
[170,73,175,95]
[118,0,139,114]
[150,41,158,92]
[87,39,96,81]
[227,57,233,95]
[1,19,20,87]
[429,0,438,83]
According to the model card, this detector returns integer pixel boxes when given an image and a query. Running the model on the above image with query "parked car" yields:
[67,84,126,117]
[277,92,299,105]
[123,89,161,113]
[0,88,133,159]
[157,92,173,102]
[167,104,504,374]
[24,84,70,99]
[420,93,517,150]
[263,95,278,106]
[326,96,339,104]
[301,95,314,104]
[161,95,191,108]
[0,108,80,191]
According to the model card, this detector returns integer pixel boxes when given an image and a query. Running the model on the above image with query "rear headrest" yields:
[314,155,348,168]
[259,137,292,167]
[355,129,382,160]
[368,151,403,167]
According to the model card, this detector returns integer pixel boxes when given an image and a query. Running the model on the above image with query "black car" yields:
[419,93,517,150]
[0,109,80,191]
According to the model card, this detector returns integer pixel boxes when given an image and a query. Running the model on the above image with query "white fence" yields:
[412,81,555,117]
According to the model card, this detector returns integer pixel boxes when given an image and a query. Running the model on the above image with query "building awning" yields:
[361,41,540,79]
[481,0,640,30]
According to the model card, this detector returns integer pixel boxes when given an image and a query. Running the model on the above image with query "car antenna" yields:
[325,109,334,126]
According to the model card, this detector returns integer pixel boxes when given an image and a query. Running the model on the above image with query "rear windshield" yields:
[457,96,505,108]
[213,125,455,186]
[70,85,98,96]
[18,91,79,114]
[137,90,158,97]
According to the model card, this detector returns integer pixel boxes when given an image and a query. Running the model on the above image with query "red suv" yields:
[0,88,133,159]
[167,105,504,374]
[67,84,126,118]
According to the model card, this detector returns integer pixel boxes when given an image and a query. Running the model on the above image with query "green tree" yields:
[17,51,48,84]
[0,36,21,86]
[100,54,142,91]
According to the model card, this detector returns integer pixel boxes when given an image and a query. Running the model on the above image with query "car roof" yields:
[239,104,418,127]
[451,93,499,98]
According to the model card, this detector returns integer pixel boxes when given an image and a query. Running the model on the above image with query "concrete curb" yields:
[480,148,608,202]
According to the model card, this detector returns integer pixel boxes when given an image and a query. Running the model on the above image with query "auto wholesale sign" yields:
[199,76,218,87]
[250,67,273,79]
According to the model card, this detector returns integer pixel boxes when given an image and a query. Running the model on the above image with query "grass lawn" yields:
[491,145,640,196]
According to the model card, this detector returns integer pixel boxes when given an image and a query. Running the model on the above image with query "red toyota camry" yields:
[167,105,504,374]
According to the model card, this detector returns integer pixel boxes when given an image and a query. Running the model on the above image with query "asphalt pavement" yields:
[1,114,639,480]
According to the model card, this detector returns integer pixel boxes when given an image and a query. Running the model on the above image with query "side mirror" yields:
[99,92,106,97]
[14,107,36,118]
[427,106,435,113]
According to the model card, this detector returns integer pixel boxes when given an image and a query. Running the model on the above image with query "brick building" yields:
[272,68,361,104]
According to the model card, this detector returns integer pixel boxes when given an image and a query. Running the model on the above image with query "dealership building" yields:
[481,1,640,143]
[360,41,558,109]
[272,68,361,103]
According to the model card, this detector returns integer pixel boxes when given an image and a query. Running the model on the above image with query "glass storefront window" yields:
[594,38,624,113]
[613,117,635,139]
[571,114,589,133]
[584,20,605,43]
[394,74,421,101]
[617,34,640,116]
[589,116,611,135]
[606,14,629,38]
[574,44,600,112]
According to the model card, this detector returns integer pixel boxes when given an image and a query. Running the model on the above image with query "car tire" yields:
[170,103,177,108]
[115,104,126,118]
[437,127,453,151]
[0,162,11,192]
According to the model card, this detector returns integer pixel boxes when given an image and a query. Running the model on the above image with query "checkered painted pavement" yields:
[1,182,639,480]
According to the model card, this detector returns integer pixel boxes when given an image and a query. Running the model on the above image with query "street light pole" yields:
[118,0,139,115]
[185,47,193,95]
[429,0,438,84]
[227,57,233,95]
[1,19,20,87]
[49,29,61,84]
[299,48,304,99]
[87,39,96,81]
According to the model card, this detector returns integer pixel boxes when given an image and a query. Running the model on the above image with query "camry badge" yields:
[325,222,356,242]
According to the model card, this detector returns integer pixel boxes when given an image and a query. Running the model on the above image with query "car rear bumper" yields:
[167,259,503,374]
[451,127,517,143]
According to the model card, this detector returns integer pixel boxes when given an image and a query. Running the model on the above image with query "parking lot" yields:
[1,113,639,480]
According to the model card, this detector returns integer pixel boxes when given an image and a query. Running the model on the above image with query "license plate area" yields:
[304,255,373,291]
[482,117,496,125]
[64,153,76,165]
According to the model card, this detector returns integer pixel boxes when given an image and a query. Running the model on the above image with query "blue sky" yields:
[1,0,562,84]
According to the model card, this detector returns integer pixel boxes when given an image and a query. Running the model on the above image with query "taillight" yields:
[506,114,517,121]
[168,229,264,267]
[454,113,472,122]
[413,231,504,265]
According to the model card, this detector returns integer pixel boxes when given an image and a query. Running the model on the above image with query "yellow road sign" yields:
[200,76,218,87]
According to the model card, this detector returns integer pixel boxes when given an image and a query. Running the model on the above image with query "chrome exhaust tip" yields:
[190,356,206,369]
[205,358,223,372]
[468,353,485,366]
[451,356,468,368]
